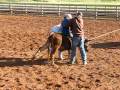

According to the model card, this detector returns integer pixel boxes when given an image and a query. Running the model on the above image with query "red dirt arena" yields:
[0,15,119,90]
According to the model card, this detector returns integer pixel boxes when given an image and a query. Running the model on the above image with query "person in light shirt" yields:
[67,12,87,65]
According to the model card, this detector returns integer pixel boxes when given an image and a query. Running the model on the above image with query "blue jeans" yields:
[70,36,87,64]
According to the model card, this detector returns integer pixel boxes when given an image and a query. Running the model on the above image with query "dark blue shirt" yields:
[61,17,70,36]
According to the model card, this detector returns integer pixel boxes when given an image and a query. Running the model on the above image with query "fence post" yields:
[76,5,78,13]
[41,4,43,16]
[69,4,70,13]
[116,6,119,20]
[9,2,13,15]
[58,4,61,16]
[86,5,87,12]
[95,6,97,19]
[25,3,28,15]
[105,5,107,16]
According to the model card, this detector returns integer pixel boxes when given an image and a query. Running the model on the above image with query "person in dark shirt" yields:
[58,14,72,60]
[68,12,87,65]
[61,14,72,36]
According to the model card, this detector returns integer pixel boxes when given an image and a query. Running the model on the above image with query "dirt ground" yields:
[0,15,120,90]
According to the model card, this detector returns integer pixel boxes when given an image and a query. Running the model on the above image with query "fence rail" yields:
[0,3,120,20]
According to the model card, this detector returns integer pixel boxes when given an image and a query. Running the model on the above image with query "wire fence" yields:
[0,3,120,20]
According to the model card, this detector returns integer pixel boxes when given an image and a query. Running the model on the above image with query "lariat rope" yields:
[88,29,120,42]
[0,29,120,58]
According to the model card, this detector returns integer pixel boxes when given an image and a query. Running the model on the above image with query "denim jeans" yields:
[70,36,87,64]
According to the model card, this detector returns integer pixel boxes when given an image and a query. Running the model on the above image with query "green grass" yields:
[0,0,120,5]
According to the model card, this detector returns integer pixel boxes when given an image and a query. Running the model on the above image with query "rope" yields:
[0,49,46,59]
[88,29,120,42]
[0,50,34,53]
[0,28,120,58]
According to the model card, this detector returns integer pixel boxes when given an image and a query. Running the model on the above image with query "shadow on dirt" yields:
[91,42,120,49]
[0,57,68,67]
[0,57,49,67]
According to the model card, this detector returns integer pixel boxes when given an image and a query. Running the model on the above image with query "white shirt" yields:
[51,24,62,33]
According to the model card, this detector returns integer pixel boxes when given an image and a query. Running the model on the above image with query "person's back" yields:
[68,13,84,37]
[61,14,72,37]
[61,17,69,36]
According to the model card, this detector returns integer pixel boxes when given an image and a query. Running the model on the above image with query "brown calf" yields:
[38,33,88,65]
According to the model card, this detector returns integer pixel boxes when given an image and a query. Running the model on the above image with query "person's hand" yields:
[70,33,73,38]
[69,31,73,38]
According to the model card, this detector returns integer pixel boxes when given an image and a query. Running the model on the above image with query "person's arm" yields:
[80,18,85,37]
[67,19,73,37]
[69,29,73,37]
[79,18,84,29]
[76,17,84,37]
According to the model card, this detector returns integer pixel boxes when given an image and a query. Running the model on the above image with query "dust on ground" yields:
[0,15,120,90]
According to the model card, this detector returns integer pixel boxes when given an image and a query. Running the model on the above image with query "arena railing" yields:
[0,2,119,20]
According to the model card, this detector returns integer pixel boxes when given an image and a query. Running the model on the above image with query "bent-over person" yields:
[58,14,73,60]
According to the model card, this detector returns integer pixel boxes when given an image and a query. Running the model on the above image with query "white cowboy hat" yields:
[64,14,72,20]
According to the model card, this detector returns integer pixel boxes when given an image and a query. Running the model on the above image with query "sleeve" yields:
[64,19,72,29]
[62,19,69,28]
[61,20,65,27]
[80,18,84,29]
